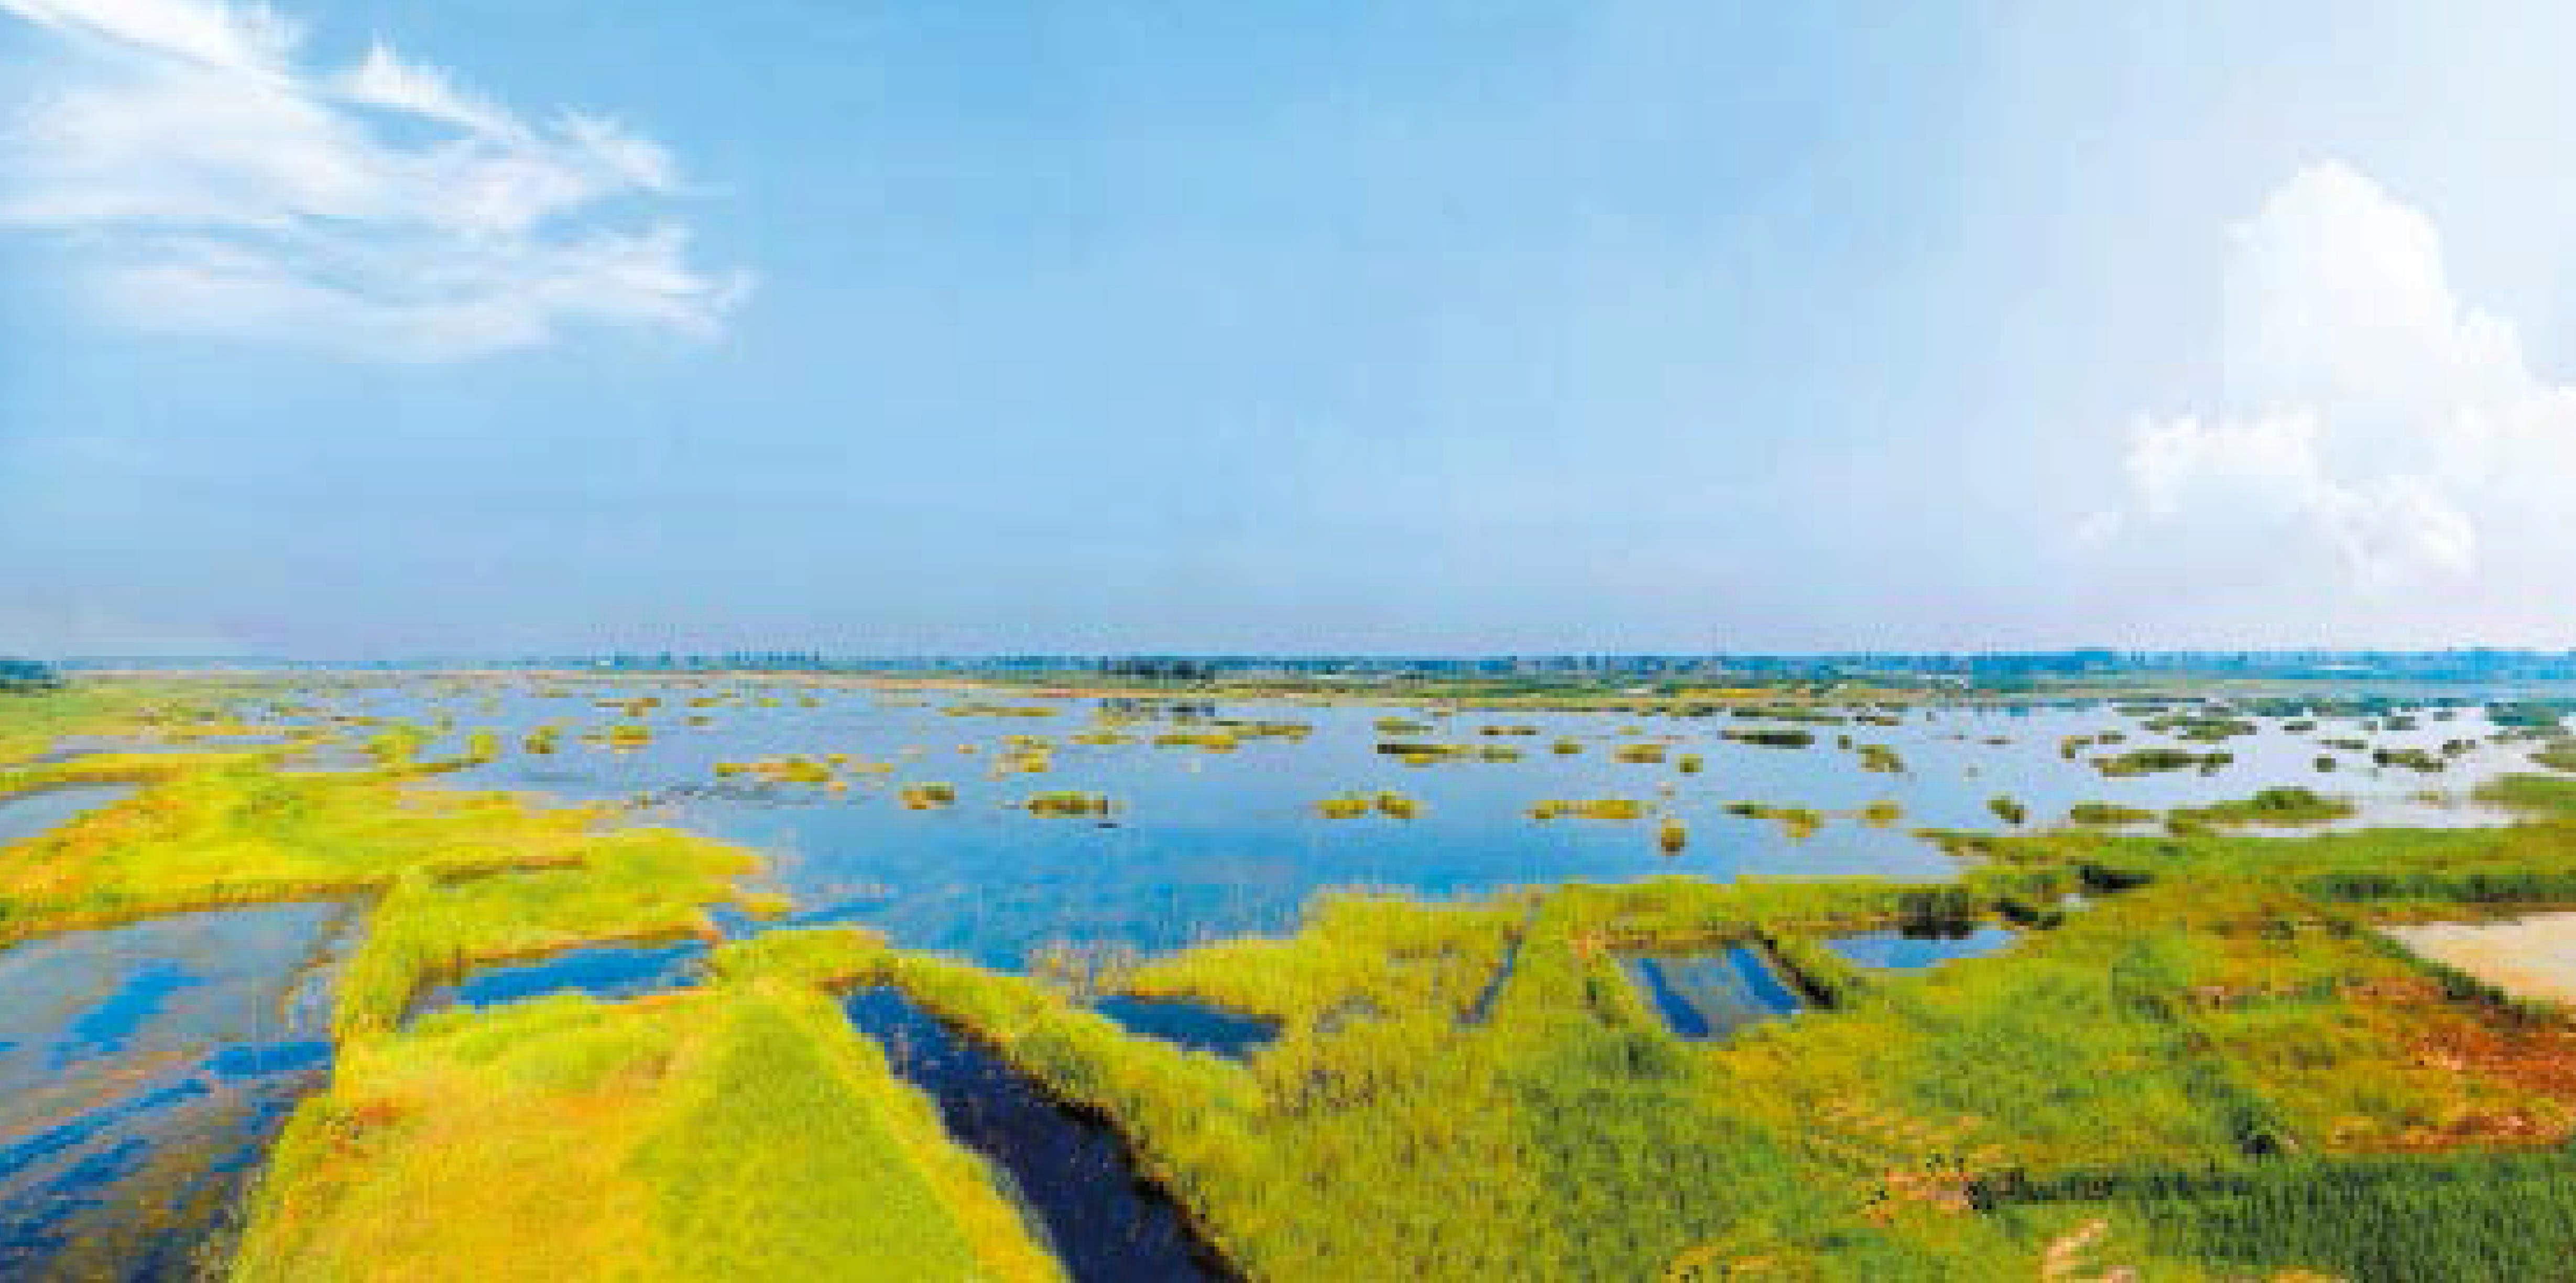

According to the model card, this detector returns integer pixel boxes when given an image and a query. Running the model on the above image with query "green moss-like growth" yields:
[1377,742,1473,765]
[898,783,956,810]
[2068,802,2159,827]
[1722,727,1816,749]
[1988,795,2029,827]
[2143,715,2261,742]
[1723,801,1824,841]
[1612,743,1668,764]
[1023,790,1116,817]
[2093,748,2233,777]
[1856,743,1906,773]
[1529,798,1652,820]
[2169,787,2355,829]
[2374,747,2447,772]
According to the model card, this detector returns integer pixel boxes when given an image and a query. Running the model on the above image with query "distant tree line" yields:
[1100,658,1217,682]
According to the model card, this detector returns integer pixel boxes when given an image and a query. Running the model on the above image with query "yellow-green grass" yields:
[0,719,776,1038]
[332,822,769,1039]
[1021,790,1114,817]
[1931,807,2576,912]
[1723,800,1826,841]
[853,883,2179,1280]
[868,871,2576,1279]
[3,750,766,938]
[1527,798,1651,820]
[231,977,1061,1282]
[2167,786,2356,830]
[0,678,289,767]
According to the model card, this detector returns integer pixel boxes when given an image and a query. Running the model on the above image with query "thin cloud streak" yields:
[0,0,749,360]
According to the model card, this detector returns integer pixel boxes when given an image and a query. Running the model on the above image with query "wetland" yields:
[10,671,2576,1279]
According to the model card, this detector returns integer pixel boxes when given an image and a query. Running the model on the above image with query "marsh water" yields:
[0,904,346,1279]
[279,681,2542,967]
[846,987,1235,1281]
[1622,947,1809,1039]
[1828,925,2022,971]
[1,676,2564,1277]
[0,784,139,847]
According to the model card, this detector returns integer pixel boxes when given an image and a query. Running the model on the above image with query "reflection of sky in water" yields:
[0,785,137,848]
[1826,925,2018,971]
[1622,947,1806,1040]
[1092,996,1278,1060]
[270,680,2556,969]
[0,905,345,1278]
[405,940,708,1025]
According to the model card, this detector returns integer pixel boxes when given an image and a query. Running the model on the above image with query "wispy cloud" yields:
[0,0,748,360]
[2092,161,2576,596]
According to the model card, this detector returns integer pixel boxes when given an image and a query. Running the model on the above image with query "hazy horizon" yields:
[10,1,2576,656]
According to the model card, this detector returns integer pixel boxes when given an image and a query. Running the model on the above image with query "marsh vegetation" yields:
[6,673,2576,1279]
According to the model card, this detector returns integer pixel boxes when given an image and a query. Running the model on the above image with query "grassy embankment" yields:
[231,940,1061,1283]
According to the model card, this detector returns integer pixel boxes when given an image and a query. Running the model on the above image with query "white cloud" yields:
[0,0,747,360]
[2097,161,2576,601]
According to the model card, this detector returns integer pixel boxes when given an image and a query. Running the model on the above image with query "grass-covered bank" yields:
[230,965,1062,1282]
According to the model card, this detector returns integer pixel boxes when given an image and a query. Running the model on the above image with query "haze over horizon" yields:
[8,1,2576,658]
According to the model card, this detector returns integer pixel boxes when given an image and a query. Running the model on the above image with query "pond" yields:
[1826,925,2020,971]
[1620,945,1808,1040]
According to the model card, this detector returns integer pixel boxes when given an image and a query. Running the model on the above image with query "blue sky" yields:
[6,1,2576,656]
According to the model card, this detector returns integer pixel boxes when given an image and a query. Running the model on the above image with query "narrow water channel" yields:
[843,986,1236,1282]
